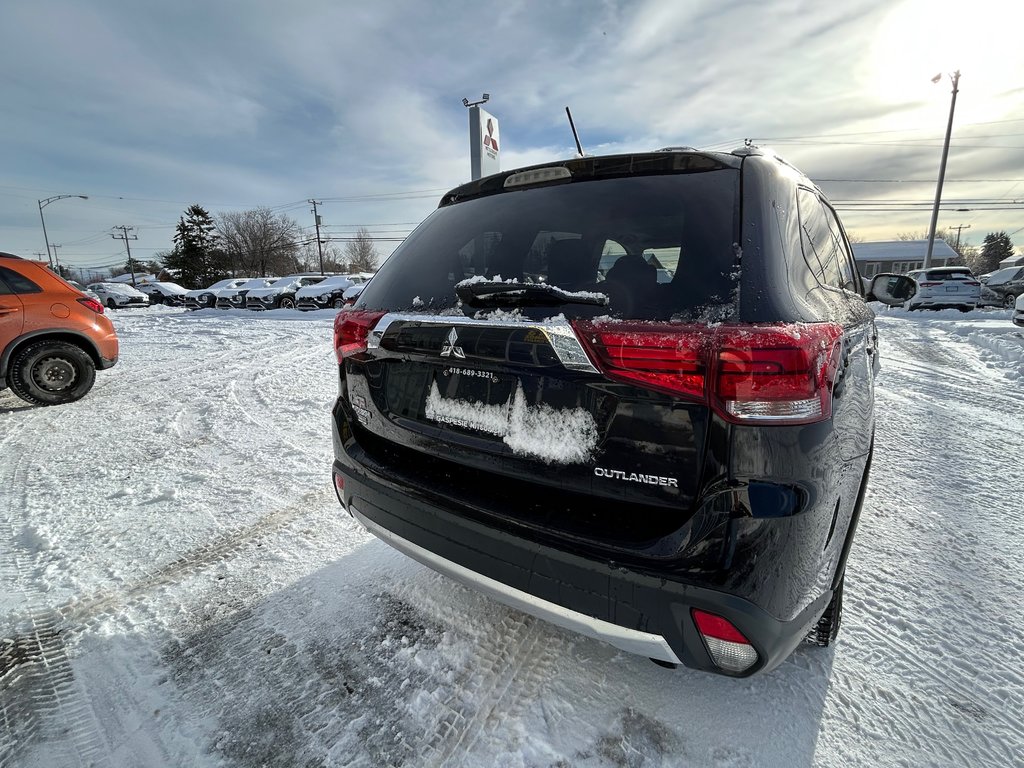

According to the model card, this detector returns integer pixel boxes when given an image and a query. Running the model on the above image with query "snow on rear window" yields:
[424,381,598,464]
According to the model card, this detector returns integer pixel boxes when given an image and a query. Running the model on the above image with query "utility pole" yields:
[309,200,325,275]
[51,244,63,275]
[925,70,961,269]
[111,226,139,286]
[949,223,971,255]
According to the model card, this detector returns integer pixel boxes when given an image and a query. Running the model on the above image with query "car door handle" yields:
[0,306,22,316]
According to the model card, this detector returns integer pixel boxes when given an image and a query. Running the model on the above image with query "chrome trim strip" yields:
[367,312,599,373]
[351,506,682,665]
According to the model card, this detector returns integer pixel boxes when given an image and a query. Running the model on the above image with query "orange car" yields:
[0,253,118,405]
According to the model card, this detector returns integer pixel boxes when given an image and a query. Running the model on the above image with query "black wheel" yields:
[959,305,972,313]
[106,298,116,310]
[332,297,345,309]
[806,577,843,647]
[6,341,97,406]
[1004,295,1016,309]
[279,296,296,309]
[151,294,164,305]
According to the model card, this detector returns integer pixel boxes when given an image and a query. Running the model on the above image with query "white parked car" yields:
[295,275,356,310]
[341,283,365,306]
[184,278,250,310]
[217,277,280,309]
[905,266,980,311]
[86,281,151,309]
[1014,293,1024,328]
[137,281,189,306]
[245,275,326,310]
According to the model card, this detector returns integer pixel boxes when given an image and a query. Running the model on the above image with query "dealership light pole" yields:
[38,194,88,268]
[924,70,960,269]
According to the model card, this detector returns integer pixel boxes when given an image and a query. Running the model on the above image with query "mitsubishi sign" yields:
[469,106,500,180]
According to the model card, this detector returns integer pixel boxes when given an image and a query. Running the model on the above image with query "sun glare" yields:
[867,0,1023,121]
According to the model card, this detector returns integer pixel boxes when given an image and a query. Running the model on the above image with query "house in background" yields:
[997,254,1024,268]
[852,239,960,277]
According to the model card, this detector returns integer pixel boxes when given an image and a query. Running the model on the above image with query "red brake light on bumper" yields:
[692,609,759,673]
[572,320,843,426]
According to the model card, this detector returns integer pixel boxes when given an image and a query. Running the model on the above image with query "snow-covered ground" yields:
[1,305,1022,768]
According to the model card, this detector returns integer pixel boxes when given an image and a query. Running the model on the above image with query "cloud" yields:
[2,0,1021,261]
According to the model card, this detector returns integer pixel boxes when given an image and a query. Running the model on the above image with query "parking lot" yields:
[2,305,1023,767]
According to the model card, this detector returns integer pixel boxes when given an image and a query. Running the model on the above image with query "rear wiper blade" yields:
[455,281,608,308]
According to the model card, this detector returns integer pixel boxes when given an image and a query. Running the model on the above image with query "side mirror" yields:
[866,273,916,306]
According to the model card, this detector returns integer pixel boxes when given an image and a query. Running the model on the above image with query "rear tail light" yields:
[334,310,386,363]
[572,320,843,425]
[918,281,942,287]
[570,321,707,400]
[964,281,980,286]
[692,609,759,673]
[77,296,104,314]
[713,324,843,423]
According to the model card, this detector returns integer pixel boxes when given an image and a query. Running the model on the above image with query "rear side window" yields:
[360,170,740,322]
[0,266,42,295]
[796,189,857,291]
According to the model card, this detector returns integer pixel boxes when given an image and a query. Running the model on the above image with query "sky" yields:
[2,0,1023,278]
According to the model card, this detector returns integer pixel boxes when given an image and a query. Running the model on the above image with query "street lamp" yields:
[924,70,960,269]
[38,194,88,268]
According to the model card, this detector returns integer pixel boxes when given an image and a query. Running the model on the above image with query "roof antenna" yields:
[565,107,585,157]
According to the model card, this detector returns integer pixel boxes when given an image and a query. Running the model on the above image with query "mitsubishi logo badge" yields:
[440,327,465,359]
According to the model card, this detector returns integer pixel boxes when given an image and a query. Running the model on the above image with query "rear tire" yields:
[806,577,843,647]
[333,297,345,309]
[279,296,295,309]
[1004,295,1016,309]
[106,298,116,310]
[7,341,97,406]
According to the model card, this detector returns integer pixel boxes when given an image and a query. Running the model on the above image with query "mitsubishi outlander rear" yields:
[330,148,908,676]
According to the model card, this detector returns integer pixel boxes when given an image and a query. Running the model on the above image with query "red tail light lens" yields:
[964,281,980,286]
[76,296,104,314]
[572,320,843,425]
[572,320,708,399]
[692,608,759,673]
[713,324,843,424]
[918,281,941,287]
[334,310,386,363]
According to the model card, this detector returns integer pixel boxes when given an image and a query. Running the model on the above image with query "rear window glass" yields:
[925,270,972,281]
[359,171,740,322]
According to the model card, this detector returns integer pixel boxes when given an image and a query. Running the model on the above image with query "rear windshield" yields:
[358,170,740,322]
[925,270,973,280]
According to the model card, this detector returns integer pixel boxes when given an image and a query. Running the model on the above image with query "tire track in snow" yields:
[57,485,335,631]
[417,612,566,767]
[837,316,1024,766]
[0,411,111,768]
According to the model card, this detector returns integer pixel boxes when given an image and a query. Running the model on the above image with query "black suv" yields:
[330,148,910,676]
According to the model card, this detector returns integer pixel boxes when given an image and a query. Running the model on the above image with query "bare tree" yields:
[297,239,347,274]
[216,208,303,277]
[344,227,379,273]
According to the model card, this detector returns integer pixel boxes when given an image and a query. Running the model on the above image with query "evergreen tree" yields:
[163,205,229,287]
[976,231,1014,275]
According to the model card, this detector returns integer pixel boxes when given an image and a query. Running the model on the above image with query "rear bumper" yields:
[332,452,830,676]
[909,295,978,309]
